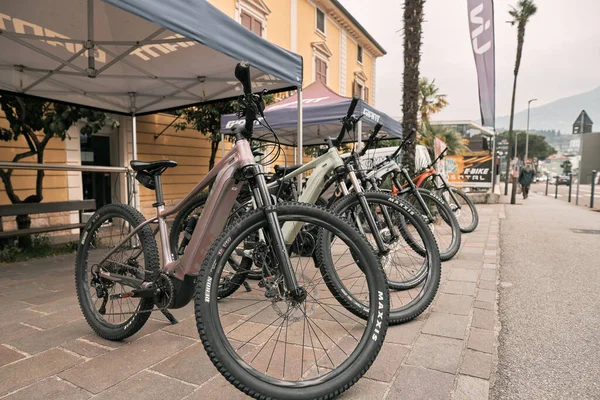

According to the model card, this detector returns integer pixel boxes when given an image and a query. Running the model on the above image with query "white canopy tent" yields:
[0,0,304,207]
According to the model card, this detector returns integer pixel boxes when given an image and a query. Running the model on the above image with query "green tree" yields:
[401,0,426,174]
[175,94,275,171]
[504,0,538,200]
[0,94,116,240]
[500,131,555,161]
[420,122,469,158]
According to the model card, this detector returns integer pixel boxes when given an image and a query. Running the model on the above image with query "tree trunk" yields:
[402,0,425,175]
[507,23,526,202]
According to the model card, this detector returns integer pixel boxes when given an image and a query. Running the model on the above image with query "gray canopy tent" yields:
[221,80,402,148]
[0,0,303,206]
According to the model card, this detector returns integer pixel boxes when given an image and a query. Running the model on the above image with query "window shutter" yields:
[241,12,252,30]
[364,87,369,104]
[252,18,262,36]
[353,80,358,96]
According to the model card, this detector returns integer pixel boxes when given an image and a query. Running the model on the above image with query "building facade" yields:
[0,0,385,235]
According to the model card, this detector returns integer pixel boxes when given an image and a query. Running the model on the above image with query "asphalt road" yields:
[492,191,600,399]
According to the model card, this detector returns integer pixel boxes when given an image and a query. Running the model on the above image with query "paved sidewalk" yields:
[0,204,503,400]
[492,191,600,399]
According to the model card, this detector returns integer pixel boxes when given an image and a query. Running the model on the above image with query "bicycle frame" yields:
[96,137,304,307]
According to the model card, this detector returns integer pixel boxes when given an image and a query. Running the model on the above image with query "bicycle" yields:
[171,97,441,325]
[329,128,462,262]
[75,62,390,399]
[409,148,479,233]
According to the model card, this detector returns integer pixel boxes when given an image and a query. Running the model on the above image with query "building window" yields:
[315,58,327,84]
[353,80,369,103]
[316,8,326,35]
[241,11,263,36]
[357,45,363,64]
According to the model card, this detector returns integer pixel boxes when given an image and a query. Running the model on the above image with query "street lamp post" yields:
[524,98,537,163]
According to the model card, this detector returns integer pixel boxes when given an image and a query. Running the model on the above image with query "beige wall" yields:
[1,0,382,222]
[0,114,77,236]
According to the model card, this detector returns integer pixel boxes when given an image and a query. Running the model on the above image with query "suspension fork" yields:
[246,166,301,296]
[394,170,435,222]
[437,173,461,208]
[366,177,399,242]
[345,166,389,255]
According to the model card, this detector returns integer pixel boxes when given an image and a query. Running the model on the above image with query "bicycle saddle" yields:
[130,160,177,176]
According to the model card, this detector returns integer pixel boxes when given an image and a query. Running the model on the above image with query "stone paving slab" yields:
[0,204,504,399]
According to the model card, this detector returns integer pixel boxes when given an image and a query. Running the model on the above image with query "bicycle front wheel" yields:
[438,187,479,233]
[195,203,389,400]
[328,191,441,324]
[399,188,462,261]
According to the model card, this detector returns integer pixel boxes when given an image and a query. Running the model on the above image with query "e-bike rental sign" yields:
[446,155,493,188]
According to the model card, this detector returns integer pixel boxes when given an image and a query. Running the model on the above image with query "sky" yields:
[339,0,600,125]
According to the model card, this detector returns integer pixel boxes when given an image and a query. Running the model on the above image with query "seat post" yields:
[153,175,165,207]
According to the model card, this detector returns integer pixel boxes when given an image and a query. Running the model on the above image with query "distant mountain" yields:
[495,86,600,134]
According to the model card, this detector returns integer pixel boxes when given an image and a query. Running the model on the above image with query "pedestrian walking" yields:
[519,163,536,199]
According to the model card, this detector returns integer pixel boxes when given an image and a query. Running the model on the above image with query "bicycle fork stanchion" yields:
[555,178,558,199]
[568,173,573,203]
[545,178,549,196]
[591,170,597,209]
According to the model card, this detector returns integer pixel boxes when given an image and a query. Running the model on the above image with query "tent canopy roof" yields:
[221,80,402,146]
[0,0,303,115]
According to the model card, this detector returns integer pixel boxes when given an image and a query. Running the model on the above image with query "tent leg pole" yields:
[357,119,363,152]
[132,114,139,211]
[221,133,225,158]
[297,87,303,195]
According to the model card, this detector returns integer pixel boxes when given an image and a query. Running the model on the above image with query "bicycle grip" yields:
[235,61,252,94]
[346,95,360,117]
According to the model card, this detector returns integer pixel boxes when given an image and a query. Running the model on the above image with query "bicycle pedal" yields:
[243,281,252,292]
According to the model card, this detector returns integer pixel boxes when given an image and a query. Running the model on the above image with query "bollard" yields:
[568,173,573,202]
[592,170,597,209]
[555,177,559,199]
[545,178,549,196]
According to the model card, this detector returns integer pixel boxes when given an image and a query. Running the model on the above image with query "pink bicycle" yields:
[75,63,390,399]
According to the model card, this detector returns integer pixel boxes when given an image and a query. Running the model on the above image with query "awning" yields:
[0,0,303,115]
[221,81,402,146]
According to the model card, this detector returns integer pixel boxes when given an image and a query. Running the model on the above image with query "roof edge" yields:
[328,0,387,56]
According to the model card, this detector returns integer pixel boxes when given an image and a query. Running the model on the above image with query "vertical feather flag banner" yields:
[467,0,496,128]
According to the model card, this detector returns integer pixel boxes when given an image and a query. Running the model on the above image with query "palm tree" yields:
[419,122,469,159]
[505,0,538,200]
[402,0,426,175]
[419,77,448,123]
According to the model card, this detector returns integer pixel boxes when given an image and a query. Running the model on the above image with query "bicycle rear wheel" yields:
[75,203,159,341]
[196,203,389,399]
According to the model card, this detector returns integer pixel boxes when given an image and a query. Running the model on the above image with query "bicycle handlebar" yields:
[389,128,416,160]
[427,147,448,169]
[234,62,257,136]
[335,95,360,145]
[359,123,383,156]
[235,62,252,95]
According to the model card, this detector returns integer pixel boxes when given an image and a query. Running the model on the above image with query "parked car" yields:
[536,175,548,183]
[555,175,570,185]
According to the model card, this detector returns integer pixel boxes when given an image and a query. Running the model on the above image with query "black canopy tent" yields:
[221,80,402,148]
[0,0,303,207]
